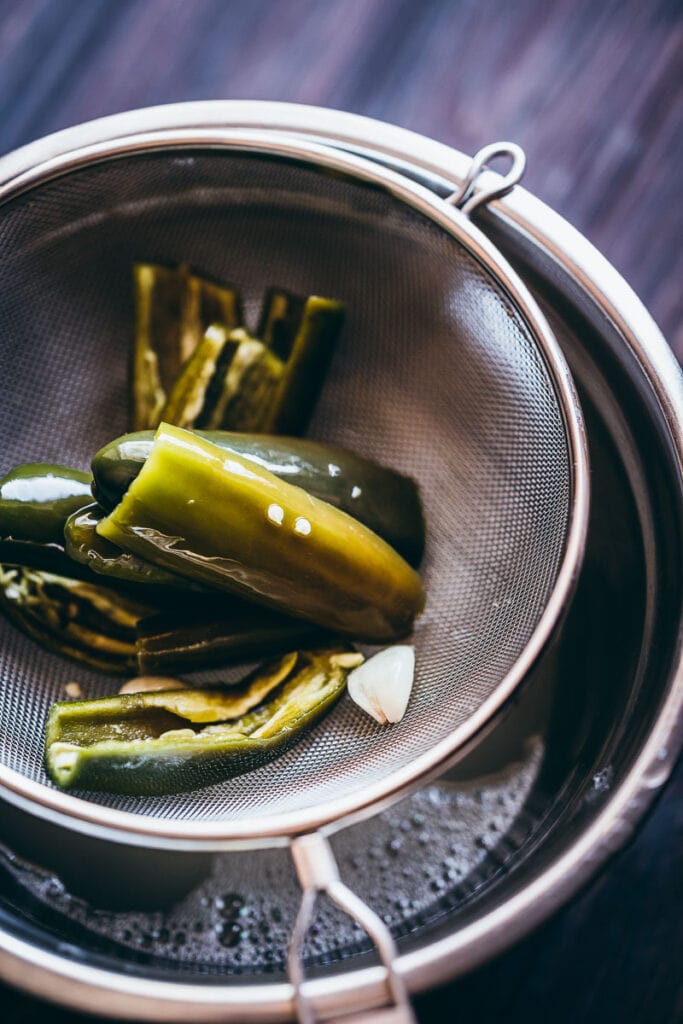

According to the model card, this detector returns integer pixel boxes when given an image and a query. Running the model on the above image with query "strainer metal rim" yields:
[0,128,589,846]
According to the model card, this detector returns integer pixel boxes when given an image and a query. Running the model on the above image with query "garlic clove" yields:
[118,675,186,695]
[347,645,415,724]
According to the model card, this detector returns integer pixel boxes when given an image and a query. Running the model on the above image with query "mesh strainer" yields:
[0,128,588,1021]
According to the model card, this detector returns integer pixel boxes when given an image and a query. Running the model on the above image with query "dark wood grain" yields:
[0,2,681,1022]
[0,0,681,354]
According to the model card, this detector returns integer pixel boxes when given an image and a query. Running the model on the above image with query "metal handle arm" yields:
[288,833,416,1024]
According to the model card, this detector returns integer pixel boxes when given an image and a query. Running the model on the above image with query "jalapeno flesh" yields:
[131,263,242,430]
[0,464,92,545]
[136,599,327,674]
[64,503,193,589]
[97,425,425,641]
[93,430,424,566]
[45,646,364,794]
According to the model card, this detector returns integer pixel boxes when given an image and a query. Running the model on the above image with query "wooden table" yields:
[0,1,681,1021]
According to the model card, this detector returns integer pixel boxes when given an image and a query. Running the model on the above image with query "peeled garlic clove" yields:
[347,645,415,724]
[118,675,186,694]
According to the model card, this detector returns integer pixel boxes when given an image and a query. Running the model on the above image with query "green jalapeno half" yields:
[97,424,425,641]
[135,598,327,674]
[92,430,424,566]
[45,646,364,794]
[0,464,92,545]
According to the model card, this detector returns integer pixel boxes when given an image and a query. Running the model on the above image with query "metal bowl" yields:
[0,104,680,1023]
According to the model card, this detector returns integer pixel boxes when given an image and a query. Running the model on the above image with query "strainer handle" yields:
[288,833,416,1024]
[445,141,526,215]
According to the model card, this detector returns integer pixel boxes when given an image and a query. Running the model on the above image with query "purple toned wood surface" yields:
[0,2,680,1022]
[0,0,681,355]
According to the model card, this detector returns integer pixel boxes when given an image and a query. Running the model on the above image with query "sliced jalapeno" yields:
[92,430,424,566]
[196,333,284,432]
[97,424,425,641]
[131,263,241,430]
[259,296,345,436]
[160,323,235,429]
[0,464,92,545]
[257,287,306,360]
[0,564,155,674]
[45,646,364,794]
[64,503,191,589]
[135,599,327,674]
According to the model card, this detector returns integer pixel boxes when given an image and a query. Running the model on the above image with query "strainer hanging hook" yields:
[446,141,526,215]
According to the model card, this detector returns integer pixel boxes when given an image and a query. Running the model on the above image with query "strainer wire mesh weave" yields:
[0,147,571,826]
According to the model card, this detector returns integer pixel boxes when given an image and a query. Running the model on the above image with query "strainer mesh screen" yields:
[0,150,569,822]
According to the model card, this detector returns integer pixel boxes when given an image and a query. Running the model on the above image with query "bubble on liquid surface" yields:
[0,739,543,972]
